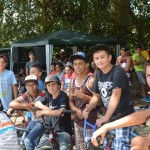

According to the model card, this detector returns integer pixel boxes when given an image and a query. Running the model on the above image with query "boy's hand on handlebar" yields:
[91,124,108,146]
[7,108,14,116]
[83,104,90,119]
[76,109,84,119]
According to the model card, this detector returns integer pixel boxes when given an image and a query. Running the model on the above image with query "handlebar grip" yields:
[96,136,101,145]
[63,110,76,113]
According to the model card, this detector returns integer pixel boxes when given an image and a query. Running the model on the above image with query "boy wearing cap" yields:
[25,51,40,76]
[83,44,134,150]
[69,52,99,150]
[34,74,72,150]
[0,55,18,111]
[8,75,46,150]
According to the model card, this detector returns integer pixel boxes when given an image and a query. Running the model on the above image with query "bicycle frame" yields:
[11,110,28,128]
[84,119,97,143]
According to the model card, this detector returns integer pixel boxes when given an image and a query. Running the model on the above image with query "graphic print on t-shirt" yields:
[98,81,113,108]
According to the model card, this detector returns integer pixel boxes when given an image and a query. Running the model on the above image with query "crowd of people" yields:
[0,44,150,150]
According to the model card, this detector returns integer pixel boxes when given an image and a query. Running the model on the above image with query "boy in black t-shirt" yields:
[34,75,72,150]
[83,44,134,150]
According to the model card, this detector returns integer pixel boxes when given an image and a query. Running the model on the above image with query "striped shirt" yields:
[0,112,18,150]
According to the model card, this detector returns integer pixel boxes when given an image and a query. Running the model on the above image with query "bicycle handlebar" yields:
[63,109,76,114]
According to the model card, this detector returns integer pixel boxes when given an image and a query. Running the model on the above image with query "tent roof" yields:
[11,29,120,47]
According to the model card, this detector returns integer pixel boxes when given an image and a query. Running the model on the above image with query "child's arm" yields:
[9,98,33,111]
[91,109,150,146]
[34,101,64,117]
[12,84,18,99]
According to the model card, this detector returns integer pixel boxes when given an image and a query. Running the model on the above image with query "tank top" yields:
[72,76,97,127]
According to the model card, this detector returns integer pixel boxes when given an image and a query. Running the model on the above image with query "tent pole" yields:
[10,47,14,72]
[46,44,53,75]
[116,44,120,58]
[72,46,77,54]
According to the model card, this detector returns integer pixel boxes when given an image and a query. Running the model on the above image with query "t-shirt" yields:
[62,73,76,91]
[25,60,39,74]
[0,70,17,111]
[0,112,18,150]
[132,53,145,72]
[93,66,134,121]
[45,91,72,135]
[71,76,98,127]
[18,90,46,121]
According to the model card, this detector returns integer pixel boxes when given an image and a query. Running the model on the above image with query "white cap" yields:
[24,75,38,85]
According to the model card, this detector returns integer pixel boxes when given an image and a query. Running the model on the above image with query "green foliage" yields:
[0,0,150,49]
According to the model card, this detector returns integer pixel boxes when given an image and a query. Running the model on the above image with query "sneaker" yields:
[142,97,150,102]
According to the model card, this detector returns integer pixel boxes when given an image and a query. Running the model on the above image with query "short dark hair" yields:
[145,60,150,69]
[120,47,128,52]
[30,64,42,72]
[90,44,111,55]
[136,45,142,49]
[0,55,8,62]
[51,62,56,66]
[28,51,35,56]
[56,62,64,70]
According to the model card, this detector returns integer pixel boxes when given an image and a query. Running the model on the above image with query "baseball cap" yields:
[24,75,38,85]
[90,44,109,53]
[66,62,73,68]
[45,75,61,85]
[69,52,86,62]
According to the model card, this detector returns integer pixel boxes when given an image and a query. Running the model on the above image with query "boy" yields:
[0,55,18,111]
[91,60,150,150]
[30,64,45,91]
[9,75,46,150]
[25,51,39,76]
[34,75,72,150]
[69,52,99,150]
[83,44,134,150]
[26,64,45,122]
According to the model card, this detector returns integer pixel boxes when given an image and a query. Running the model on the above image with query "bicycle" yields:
[35,109,76,150]
[84,119,115,150]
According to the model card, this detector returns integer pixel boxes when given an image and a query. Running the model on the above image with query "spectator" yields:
[132,45,150,102]
[85,63,94,76]
[91,59,150,150]
[83,44,134,150]
[8,75,46,150]
[49,62,56,75]
[35,74,72,150]
[61,62,76,95]
[26,64,45,122]
[69,52,99,150]
[25,51,39,76]
[0,55,18,111]
[56,62,64,82]
[30,64,45,91]
[116,47,133,82]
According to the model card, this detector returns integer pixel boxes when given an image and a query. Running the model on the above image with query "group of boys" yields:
[0,44,150,150]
